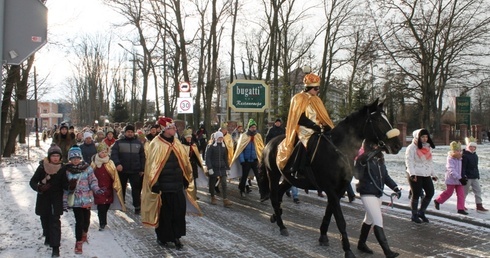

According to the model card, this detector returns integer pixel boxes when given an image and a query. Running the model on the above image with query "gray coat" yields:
[205,142,229,177]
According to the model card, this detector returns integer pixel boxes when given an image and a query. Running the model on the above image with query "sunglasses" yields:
[313,87,320,91]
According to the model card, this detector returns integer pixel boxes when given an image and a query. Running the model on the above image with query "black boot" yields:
[174,238,183,250]
[51,246,60,257]
[357,223,373,254]
[373,226,399,258]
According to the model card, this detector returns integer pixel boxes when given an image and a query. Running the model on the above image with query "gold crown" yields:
[303,73,321,87]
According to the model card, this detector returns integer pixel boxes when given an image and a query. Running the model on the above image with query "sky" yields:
[1,134,489,257]
[35,0,122,101]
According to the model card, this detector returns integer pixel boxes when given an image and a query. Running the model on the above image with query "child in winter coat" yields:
[29,144,68,257]
[64,145,104,254]
[462,137,488,212]
[434,141,468,215]
[91,142,126,231]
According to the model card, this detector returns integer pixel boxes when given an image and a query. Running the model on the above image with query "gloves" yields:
[393,187,402,199]
[208,169,214,175]
[95,188,105,195]
[68,179,78,190]
[38,183,51,193]
[459,177,468,185]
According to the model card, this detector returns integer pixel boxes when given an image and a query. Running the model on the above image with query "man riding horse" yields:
[276,72,335,181]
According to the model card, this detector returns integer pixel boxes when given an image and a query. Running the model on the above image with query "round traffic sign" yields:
[180,100,191,111]
[179,82,190,92]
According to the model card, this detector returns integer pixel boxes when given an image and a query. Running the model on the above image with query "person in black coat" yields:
[354,141,401,258]
[265,118,285,144]
[110,124,146,214]
[205,131,232,207]
[29,144,69,257]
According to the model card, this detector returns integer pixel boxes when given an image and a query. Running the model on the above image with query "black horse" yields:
[261,100,402,258]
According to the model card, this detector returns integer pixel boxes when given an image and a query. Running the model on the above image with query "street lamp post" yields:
[34,66,40,147]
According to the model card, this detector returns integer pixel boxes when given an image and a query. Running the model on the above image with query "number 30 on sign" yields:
[177,97,193,114]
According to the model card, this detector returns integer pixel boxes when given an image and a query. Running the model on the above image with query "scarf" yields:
[66,161,90,174]
[41,158,62,184]
[94,154,110,168]
[416,144,432,160]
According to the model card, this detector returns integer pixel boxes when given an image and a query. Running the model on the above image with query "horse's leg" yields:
[269,171,289,236]
[319,201,334,246]
[330,190,355,258]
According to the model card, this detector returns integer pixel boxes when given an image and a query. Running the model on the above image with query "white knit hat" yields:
[83,131,93,140]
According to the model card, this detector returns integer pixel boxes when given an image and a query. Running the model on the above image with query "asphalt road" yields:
[110,182,490,258]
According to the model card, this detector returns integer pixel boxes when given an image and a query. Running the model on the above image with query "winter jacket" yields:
[110,136,145,174]
[64,162,101,208]
[152,151,185,193]
[80,142,97,162]
[405,142,435,177]
[30,159,68,216]
[52,132,76,163]
[205,142,229,177]
[93,163,114,205]
[103,137,116,147]
[239,141,257,163]
[355,157,398,197]
[265,125,285,144]
[445,153,463,185]
[462,149,479,179]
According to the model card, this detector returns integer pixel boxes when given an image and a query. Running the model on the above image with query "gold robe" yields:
[276,92,335,170]
[91,160,126,212]
[223,133,235,166]
[231,132,265,165]
[141,135,202,228]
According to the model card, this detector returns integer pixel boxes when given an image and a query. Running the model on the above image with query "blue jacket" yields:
[80,142,97,163]
[462,149,479,179]
[110,136,145,173]
[239,141,257,163]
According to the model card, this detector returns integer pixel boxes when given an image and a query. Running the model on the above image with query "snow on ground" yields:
[0,133,489,257]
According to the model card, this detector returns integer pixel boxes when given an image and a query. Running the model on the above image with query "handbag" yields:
[67,177,80,207]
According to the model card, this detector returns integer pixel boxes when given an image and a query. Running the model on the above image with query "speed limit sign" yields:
[177,97,193,114]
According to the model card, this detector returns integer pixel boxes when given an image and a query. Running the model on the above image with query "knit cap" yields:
[96,142,109,153]
[83,131,93,140]
[247,118,257,128]
[68,145,83,160]
[47,144,62,159]
[449,141,461,151]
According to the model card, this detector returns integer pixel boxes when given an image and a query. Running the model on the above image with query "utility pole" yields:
[34,66,39,147]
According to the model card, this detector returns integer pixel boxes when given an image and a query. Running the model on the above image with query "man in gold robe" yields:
[230,119,266,200]
[181,128,205,200]
[276,72,335,177]
[141,117,201,250]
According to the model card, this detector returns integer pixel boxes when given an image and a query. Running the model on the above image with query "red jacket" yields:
[93,165,114,204]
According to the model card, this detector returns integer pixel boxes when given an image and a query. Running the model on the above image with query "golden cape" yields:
[276,92,334,170]
[141,135,202,228]
[223,133,235,165]
[231,132,264,165]
[182,142,205,170]
[90,160,127,212]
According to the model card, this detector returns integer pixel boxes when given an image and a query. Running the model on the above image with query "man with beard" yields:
[141,117,201,250]
[110,124,146,214]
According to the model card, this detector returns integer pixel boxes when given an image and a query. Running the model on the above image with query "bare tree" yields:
[370,0,490,131]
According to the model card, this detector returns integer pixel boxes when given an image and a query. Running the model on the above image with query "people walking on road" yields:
[265,118,285,144]
[91,142,126,231]
[182,128,205,201]
[434,141,468,215]
[79,131,97,163]
[103,128,116,148]
[405,128,437,223]
[52,123,77,163]
[29,144,68,257]
[355,141,401,258]
[64,145,104,254]
[462,137,488,212]
[205,131,232,207]
[110,124,146,215]
[231,119,267,200]
[141,116,201,250]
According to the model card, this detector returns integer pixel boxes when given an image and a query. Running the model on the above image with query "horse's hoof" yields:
[318,235,329,246]
[270,214,276,223]
[344,250,356,258]
[280,228,289,236]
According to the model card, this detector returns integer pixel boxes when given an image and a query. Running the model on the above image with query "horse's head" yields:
[360,99,402,155]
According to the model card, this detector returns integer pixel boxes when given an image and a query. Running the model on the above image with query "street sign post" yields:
[456,96,471,127]
[177,97,193,114]
[228,80,270,112]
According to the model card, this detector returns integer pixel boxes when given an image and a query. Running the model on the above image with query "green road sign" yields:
[456,96,471,126]
[228,80,269,112]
